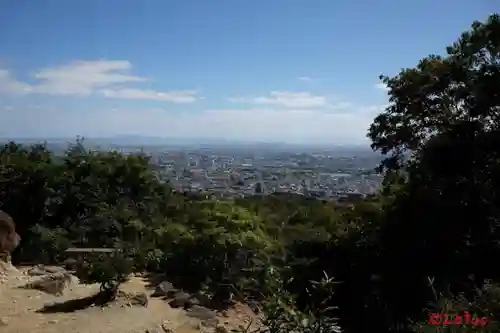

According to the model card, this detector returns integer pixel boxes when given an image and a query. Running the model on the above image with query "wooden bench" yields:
[63,248,122,269]
[64,248,120,254]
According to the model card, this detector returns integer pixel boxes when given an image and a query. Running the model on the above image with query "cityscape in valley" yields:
[15,137,384,201]
[152,147,382,201]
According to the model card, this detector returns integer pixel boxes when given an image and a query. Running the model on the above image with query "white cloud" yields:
[0,60,198,103]
[32,60,146,96]
[358,104,388,114]
[231,91,328,108]
[0,104,383,144]
[100,88,198,103]
[374,82,389,91]
[0,60,385,143]
[298,76,314,82]
[254,91,327,108]
[0,70,32,95]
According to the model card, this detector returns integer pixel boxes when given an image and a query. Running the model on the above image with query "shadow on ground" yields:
[36,292,101,313]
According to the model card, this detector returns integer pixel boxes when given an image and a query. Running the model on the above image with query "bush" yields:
[74,252,134,302]
[411,281,500,333]
[261,267,341,333]
[16,224,70,264]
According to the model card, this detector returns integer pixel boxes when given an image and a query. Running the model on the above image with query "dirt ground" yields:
[0,263,261,333]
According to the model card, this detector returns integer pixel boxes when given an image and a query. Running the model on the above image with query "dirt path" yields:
[0,265,260,333]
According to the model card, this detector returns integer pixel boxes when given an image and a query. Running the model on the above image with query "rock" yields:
[201,318,219,328]
[130,292,148,307]
[0,317,8,326]
[161,320,172,326]
[152,280,177,298]
[188,296,201,306]
[27,265,66,276]
[26,266,47,276]
[145,328,161,333]
[22,272,73,296]
[186,305,217,320]
[194,290,211,306]
[168,291,191,308]
[215,325,230,333]
[161,321,175,333]
[44,266,66,274]
[0,211,21,256]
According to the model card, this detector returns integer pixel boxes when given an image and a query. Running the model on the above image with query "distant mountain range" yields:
[2,135,257,145]
[0,135,374,153]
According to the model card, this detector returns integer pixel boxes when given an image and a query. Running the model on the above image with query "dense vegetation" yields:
[1,13,500,333]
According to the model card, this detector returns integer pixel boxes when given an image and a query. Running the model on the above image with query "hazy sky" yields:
[0,0,496,144]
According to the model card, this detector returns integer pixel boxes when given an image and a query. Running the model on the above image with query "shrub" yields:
[74,251,134,302]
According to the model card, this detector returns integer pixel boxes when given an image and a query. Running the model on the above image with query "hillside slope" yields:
[0,264,260,333]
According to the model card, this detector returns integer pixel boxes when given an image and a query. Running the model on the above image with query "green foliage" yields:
[411,281,500,333]
[362,12,500,332]
[74,252,134,302]
[369,14,500,174]
[19,224,71,264]
[77,254,132,285]
[261,268,341,333]
[154,200,281,296]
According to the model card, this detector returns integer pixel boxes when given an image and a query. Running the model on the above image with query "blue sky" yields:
[0,0,496,144]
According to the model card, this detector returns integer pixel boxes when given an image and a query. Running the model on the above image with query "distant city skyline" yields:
[0,134,375,150]
[0,0,495,143]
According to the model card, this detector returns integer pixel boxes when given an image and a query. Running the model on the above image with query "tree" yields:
[369,14,500,174]
[75,251,134,303]
[363,13,500,330]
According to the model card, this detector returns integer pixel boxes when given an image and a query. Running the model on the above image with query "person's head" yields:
[0,210,21,253]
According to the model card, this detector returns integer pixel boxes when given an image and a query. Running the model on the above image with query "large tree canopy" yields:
[369,14,500,173]
[360,14,500,331]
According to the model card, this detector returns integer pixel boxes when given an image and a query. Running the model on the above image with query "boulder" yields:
[215,325,230,333]
[168,291,191,308]
[127,292,149,307]
[27,265,66,276]
[26,266,48,276]
[201,318,220,328]
[0,211,20,258]
[186,305,217,320]
[194,290,211,307]
[22,272,74,296]
[151,280,177,298]
[44,265,66,274]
